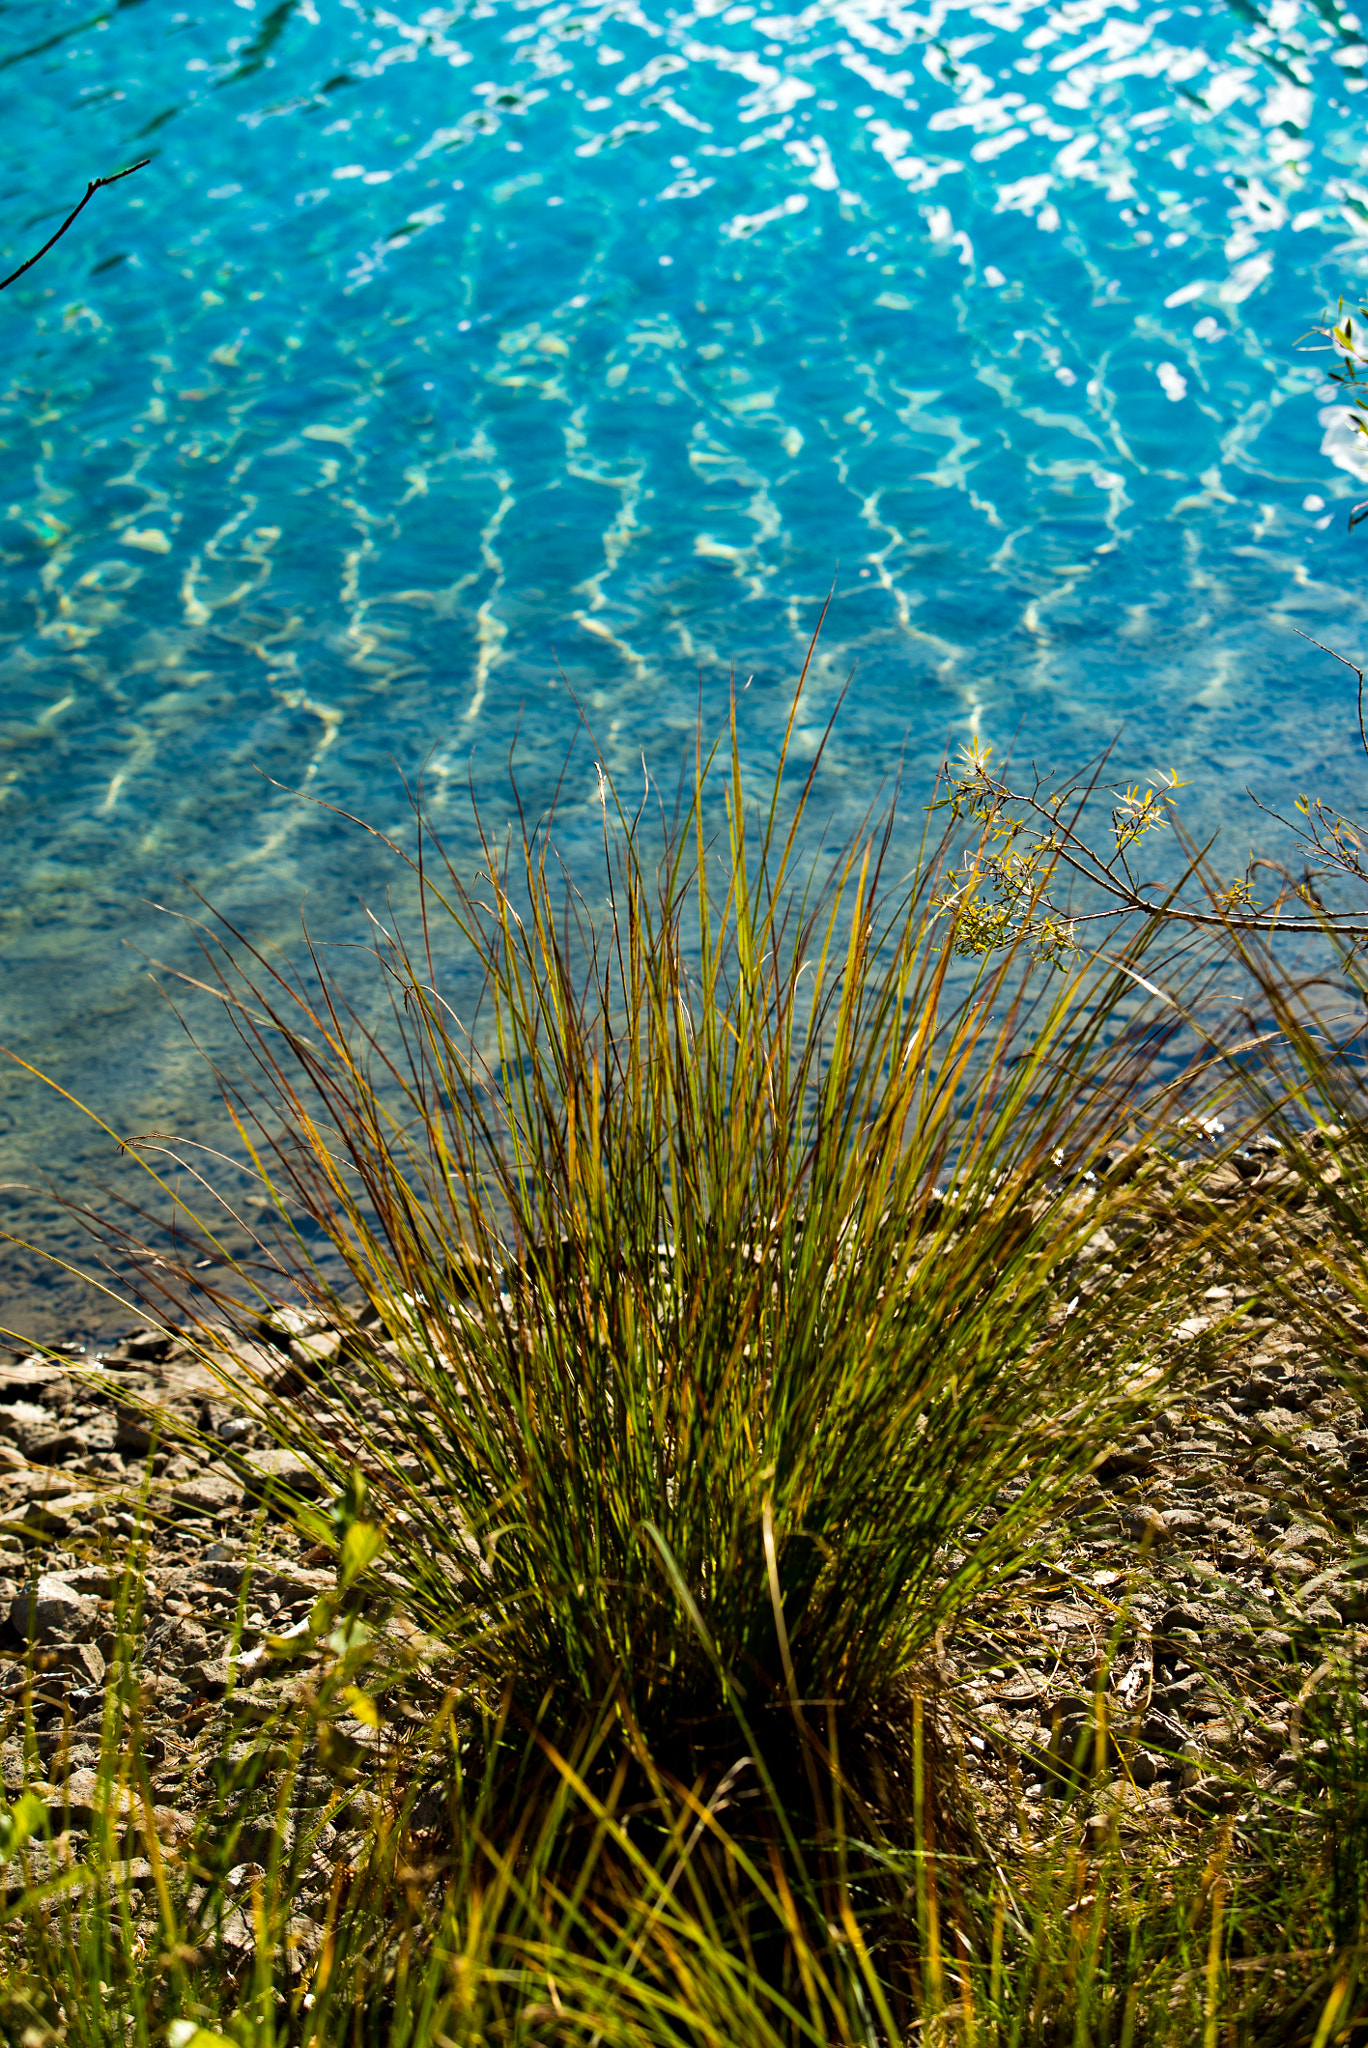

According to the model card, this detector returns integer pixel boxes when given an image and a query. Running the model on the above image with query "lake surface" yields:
[3,0,1368,1333]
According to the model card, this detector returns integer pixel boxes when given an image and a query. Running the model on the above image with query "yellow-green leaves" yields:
[332,1464,387,1591]
[168,2023,237,2048]
[0,1792,43,1860]
[341,1517,386,1590]
[341,1685,382,1729]
[1109,770,1187,852]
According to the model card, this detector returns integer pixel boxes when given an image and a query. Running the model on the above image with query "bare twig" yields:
[1290,627,1368,764]
[1,157,152,294]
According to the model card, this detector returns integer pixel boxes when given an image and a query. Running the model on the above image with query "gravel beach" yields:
[1,1143,1367,1955]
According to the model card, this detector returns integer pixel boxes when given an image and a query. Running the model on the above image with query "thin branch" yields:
[983,777,1368,933]
[1289,626,1368,764]
[1,157,152,293]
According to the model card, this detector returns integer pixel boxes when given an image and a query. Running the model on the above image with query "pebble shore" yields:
[0,1326,365,1956]
[959,1141,1368,1839]
[1,1141,1366,1951]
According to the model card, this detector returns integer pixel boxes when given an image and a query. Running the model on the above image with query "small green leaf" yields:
[0,1791,44,1858]
[326,1615,372,1656]
[168,2025,237,2048]
[331,1464,369,1538]
[341,1684,382,1728]
[340,1517,386,1589]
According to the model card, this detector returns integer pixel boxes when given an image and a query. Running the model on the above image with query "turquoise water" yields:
[3,0,1368,1330]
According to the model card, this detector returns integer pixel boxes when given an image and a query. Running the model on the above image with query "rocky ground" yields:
[0,1325,372,1960]
[1,1153,1367,1954]
[954,1204,1368,1842]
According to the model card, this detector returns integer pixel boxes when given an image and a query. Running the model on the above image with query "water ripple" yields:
[2,0,1368,1326]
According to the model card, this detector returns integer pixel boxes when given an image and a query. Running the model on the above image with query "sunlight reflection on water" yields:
[3,0,1368,1332]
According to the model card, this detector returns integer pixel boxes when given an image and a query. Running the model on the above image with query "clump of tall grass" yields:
[3,1549,1364,2047]
[117,679,1217,1771]
[13,669,1253,2028]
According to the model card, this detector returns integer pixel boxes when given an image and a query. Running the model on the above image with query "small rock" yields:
[1155,1671,1206,1709]
[241,1449,325,1504]
[278,1915,325,1974]
[171,1473,238,1516]
[19,1493,99,1540]
[24,1431,89,1467]
[1239,1375,1281,1403]
[151,1805,195,1847]
[220,1340,291,1394]
[41,1642,106,1688]
[287,1330,344,1377]
[11,1576,99,1645]
[1093,1439,1155,1482]
[1183,1776,1237,1817]
[124,1328,174,1361]
[1158,1602,1209,1638]
[1139,1709,1188,1751]
[1341,1581,1368,1623]
[0,1361,73,1405]
[174,1624,212,1666]
[257,1306,329,1346]
[1254,1407,1302,1436]
[201,1556,256,1596]
[267,1568,333,1604]
[114,1407,158,1454]
[1125,1507,1168,1546]
[218,1905,256,1955]
[185,1656,235,1695]
[47,1744,102,1782]
[60,1769,139,1833]
[63,1566,115,1600]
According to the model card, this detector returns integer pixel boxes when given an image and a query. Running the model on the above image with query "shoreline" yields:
[0,1186,1363,1896]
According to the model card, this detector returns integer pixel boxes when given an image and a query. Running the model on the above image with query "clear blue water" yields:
[3,0,1368,1330]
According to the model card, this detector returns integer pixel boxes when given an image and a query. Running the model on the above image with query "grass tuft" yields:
[6,679,1363,2040]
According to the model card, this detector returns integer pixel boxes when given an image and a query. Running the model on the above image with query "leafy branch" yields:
[1305,296,1368,531]
[935,292,1368,967]
[933,682,1368,964]
[0,157,151,294]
